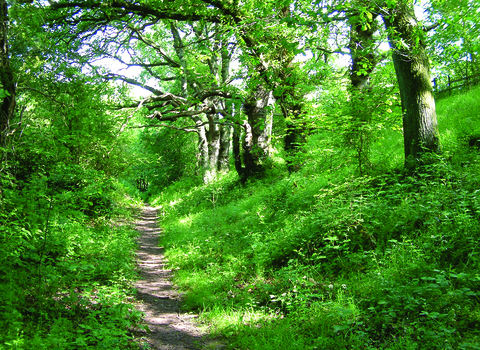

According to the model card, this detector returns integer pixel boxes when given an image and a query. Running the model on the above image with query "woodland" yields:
[1,0,480,349]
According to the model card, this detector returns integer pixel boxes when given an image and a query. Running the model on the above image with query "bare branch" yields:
[146,106,216,120]
[131,120,235,132]
[315,46,350,55]
[103,73,164,95]
[131,123,199,133]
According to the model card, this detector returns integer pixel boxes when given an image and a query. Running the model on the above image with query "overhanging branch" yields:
[131,120,236,132]
[50,1,223,23]
[103,73,164,95]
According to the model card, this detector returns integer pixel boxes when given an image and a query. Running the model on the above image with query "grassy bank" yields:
[152,87,480,349]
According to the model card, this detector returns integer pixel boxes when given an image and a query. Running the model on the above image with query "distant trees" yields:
[427,0,480,83]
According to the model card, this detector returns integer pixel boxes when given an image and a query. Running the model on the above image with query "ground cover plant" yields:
[0,167,145,349]
[151,86,480,349]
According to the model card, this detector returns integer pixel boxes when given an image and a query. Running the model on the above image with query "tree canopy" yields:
[3,0,455,182]
[2,0,480,348]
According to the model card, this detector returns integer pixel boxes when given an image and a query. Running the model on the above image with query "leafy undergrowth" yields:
[152,89,480,349]
[0,166,145,349]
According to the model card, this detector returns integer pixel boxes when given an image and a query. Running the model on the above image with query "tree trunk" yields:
[231,85,274,182]
[346,9,379,174]
[281,104,306,173]
[241,85,273,179]
[194,118,211,183]
[217,121,231,173]
[194,113,224,184]
[0,0,15,147]
[349,10,378,91]
[273,64,308,173]
[232,122,244,180]
[382,1,440,165]
[206,113,221,183]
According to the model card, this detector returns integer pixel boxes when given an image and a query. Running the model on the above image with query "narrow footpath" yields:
[134,206,221,350]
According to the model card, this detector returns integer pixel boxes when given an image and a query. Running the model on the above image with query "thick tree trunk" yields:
[194,113,224,184]
[205,113,221,183]
[382,1,440,165]
[241,86,273,179]
[195,120,211,183]
[231,85,274,182]
[0,0,15,147]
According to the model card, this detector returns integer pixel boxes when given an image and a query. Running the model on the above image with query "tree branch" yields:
[131,120,235,132]
[423,23,440,32]
[103,73,164,95]
[49,1,222,23]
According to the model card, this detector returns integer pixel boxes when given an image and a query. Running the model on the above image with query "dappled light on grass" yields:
[149,88,480,349]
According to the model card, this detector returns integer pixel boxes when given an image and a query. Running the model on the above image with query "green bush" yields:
[0,167,144,349]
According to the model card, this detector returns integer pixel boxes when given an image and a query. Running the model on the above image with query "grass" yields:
[150,86,480,349]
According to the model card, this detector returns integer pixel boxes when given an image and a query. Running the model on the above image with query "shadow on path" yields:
[135,206,221,350]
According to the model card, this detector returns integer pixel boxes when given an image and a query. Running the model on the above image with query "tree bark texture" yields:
[241,85,274,179]
[232,122,243,180]
[382,1,440,163]
[194,111,228,184]
[232,85,274,182]
[217,121,231,173]
[0,0,15,147]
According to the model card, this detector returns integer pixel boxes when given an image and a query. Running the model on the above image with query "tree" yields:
[0,0,16,148]
[380,0,440,165]
[45,0,443,176]
[345,3,386,174]
[46,0,305,181]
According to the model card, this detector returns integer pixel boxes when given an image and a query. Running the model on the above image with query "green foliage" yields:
[128,125,199,198]
[148,88,480,349]
[0,165,144,349]
[4,1,480,348]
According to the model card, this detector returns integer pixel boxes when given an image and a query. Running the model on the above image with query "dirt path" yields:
[134,206,221,350]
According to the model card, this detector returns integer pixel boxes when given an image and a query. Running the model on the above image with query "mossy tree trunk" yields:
[382,1,440,165]
[233,85,274,182]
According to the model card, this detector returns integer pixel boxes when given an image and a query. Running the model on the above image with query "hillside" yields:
[149,86,480,349]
